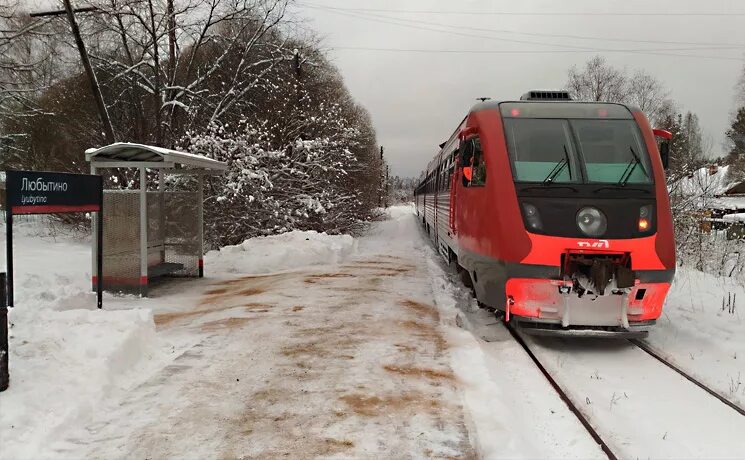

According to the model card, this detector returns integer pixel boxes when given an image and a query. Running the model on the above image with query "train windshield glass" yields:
[502,119,581,183]
[572,119,652,184]
[501,104,652,185]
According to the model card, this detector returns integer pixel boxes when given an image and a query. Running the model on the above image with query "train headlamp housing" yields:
[638,204,654,233]
[521,203,543,231]
[576,206,607,237]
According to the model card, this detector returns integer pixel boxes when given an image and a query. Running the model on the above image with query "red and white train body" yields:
[415,91,675,337]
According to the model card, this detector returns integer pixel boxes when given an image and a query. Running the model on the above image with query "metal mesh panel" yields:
[100,188,200,295]
[102,190,141,293]
[164,191,200,277]
[147,191,164,268]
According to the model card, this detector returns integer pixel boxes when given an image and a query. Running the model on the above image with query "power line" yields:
[327,45,744,61]
[301,5,745,61]
[298,2,745,17]
[299,2,745,48]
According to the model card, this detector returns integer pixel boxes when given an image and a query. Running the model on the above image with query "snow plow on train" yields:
[415,90,675,337]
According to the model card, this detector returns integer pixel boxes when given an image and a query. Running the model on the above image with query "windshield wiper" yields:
[617,146,648,186]
[593,186,651,195]
[543,145,571,184]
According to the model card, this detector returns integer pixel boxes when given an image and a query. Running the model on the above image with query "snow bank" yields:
[1,308,157,458]
[647,267,745,406]
[204,230,356,274]
[0,222,161,459]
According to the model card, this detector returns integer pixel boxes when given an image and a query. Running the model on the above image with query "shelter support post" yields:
[90,164,97,291]
[139,167,148,296]
[90,164,103,308]
[96,184,103,308]
[159,170,166,265]
[198,173,204,277]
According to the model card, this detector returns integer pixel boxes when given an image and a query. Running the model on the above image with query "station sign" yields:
[4,170,103,309]
[6,170,102,214]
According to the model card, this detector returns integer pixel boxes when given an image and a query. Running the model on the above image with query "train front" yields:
[497,99,675,337]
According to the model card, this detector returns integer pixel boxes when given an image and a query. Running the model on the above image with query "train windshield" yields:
[501,103,653,185]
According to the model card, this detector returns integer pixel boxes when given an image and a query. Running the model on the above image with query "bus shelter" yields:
[85,143,227,296]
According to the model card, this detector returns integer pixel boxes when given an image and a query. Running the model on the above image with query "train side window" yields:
[461,137,486,187]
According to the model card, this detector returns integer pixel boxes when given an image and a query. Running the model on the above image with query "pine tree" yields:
[725,107,745,178]
[726,107,745,157]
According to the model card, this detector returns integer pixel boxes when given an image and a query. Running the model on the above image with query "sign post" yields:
[5,171,104,309]
[1,272,8,392]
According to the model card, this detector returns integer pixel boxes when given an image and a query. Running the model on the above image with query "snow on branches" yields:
[183,105,373,246]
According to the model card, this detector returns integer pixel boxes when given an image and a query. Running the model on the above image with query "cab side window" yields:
[461,137,486,187]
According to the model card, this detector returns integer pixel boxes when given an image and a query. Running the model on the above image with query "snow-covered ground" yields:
[1,207,744,459]
[645,268,745,407]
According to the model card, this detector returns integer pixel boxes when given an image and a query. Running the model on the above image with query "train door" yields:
[455,130,488,265]
[448,147,458,236]
[432,166,440,247]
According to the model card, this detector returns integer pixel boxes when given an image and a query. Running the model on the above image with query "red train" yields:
[415,91,675,337]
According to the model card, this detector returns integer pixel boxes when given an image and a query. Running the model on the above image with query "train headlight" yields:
[576,207,607,237]
[521,203,543,231]
[638,204,654,233]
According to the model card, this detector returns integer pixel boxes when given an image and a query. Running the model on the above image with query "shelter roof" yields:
[85,142,227,171]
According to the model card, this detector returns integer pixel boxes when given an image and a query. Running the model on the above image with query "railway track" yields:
[629,338,745,417]
[504,320,745,459]
[426,231,745,457]
[503,322,619,460]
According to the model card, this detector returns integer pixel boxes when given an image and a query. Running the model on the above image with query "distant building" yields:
[674,165,745,238]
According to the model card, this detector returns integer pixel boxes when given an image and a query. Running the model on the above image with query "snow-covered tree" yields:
[0,0,383,244]
[180,50,381,245]
[184,107,374,245]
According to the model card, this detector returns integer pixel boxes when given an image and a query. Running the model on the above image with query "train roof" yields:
[417,94,647,182]
[467,99,642,115]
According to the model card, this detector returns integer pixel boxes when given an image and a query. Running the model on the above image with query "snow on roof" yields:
[707,195,745,211]
[674,165,739,197]
[721,212,745,222]
[85,142,227,171]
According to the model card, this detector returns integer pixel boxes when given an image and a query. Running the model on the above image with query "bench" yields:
[148,262,185,278]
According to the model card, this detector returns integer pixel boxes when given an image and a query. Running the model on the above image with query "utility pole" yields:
[166,0,177,105]
[379,146,384,207]
[29,6,97,17]
[294,49,302,106]
[167,0,176,74]
[385,164,389,208]
[32,2,116,144]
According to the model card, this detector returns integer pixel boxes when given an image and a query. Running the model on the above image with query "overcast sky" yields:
[288,0,745,177]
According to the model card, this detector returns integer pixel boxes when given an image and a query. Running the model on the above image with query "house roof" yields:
[85,143,227,171]
[674,165,739,197]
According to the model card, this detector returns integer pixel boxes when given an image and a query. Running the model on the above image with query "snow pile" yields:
[1,308,157,458]
[0,221,161,459]
[204,230,356,274]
